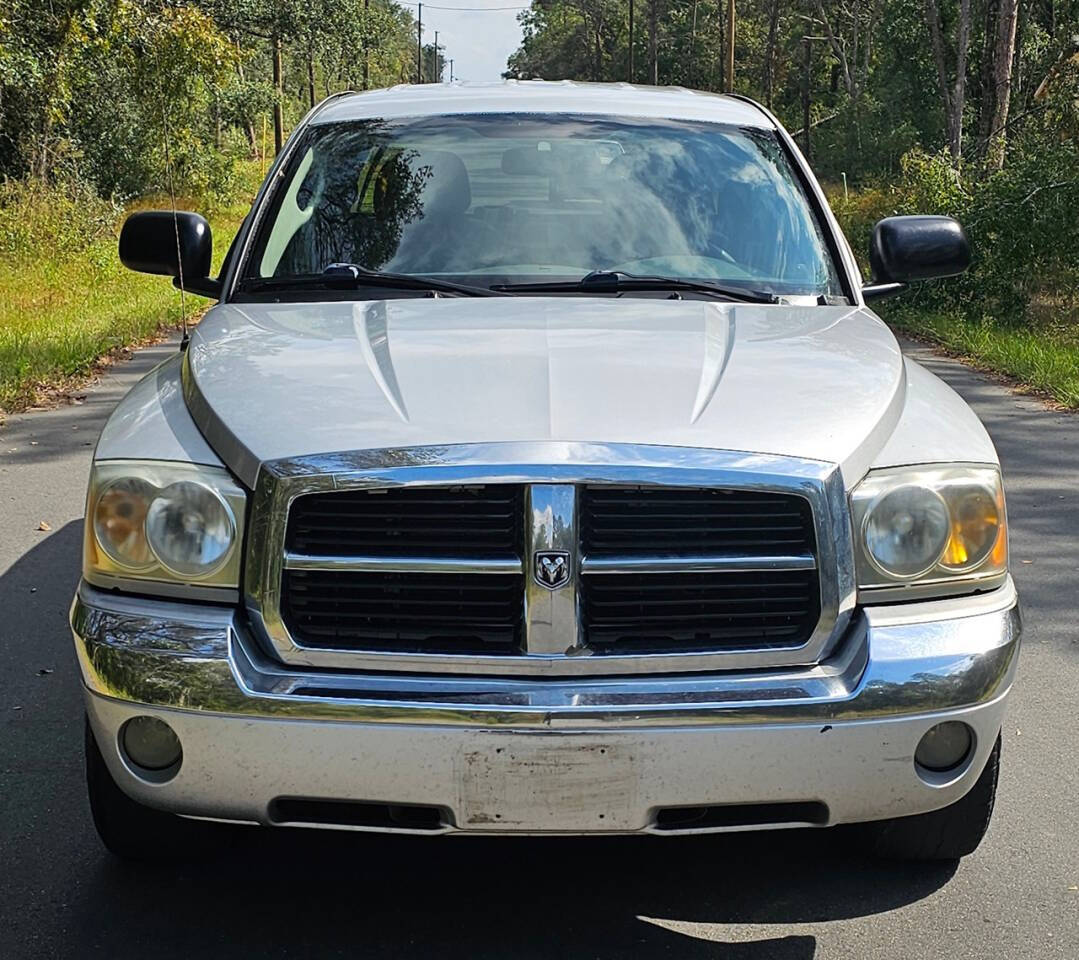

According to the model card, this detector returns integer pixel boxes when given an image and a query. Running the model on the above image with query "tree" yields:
[983,0,1020,170]
[925,0,972,159]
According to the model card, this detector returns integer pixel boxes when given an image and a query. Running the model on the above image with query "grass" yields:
[0,162,262,415]
[886,305,1079,410]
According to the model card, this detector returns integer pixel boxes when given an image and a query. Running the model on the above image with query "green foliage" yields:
[0,160,260,413]
[887,307,1079,408]
[2,0,1078,406]
[0,0,424,407]
[0,0,422,197]
[835,63,1079,318]
[0,176,121,263]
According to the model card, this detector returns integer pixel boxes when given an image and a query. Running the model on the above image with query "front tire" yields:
[84,716,223,861]
[862,734,1001,861]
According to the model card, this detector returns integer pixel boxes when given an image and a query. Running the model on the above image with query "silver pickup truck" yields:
[73,82,1020,862]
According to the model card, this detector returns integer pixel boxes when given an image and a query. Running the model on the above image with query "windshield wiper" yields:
[245,263,508,298]
[492,270,778,303]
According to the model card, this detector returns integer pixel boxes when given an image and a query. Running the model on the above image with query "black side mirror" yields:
[119,211,221,298]
[863,215,971,301]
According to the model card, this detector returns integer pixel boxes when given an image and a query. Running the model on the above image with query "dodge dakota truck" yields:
[73,81,1020,861]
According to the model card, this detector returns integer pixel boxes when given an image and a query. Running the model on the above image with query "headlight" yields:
[852,465,1007,597]
[85,461,245,592]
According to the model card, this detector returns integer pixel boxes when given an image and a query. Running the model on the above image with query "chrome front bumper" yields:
[73,578,1021,835]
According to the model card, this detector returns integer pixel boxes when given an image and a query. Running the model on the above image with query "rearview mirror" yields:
[863,215,971,301]
[119,211,221,298]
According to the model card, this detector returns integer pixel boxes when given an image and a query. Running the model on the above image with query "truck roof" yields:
[313,80,774,129]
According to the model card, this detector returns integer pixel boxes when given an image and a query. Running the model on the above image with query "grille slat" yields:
[580,486,820,653]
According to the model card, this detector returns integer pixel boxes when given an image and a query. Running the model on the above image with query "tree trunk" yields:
[925,0,972,161]
[977,0,1000,146]
[649,0,658,85]
[594,26,602,81]
[725,0,735,93]
[985,0,1019,170]
[763,0,780,108]
[363,0,370,90]
[272,35,284,154]
[235,47,258,156]
[1014,0,1029,102]
[802,37,812,161]
[308,54,316,109]
[34,6,79,180]
[690,0,698,89]
[716,0,725,90]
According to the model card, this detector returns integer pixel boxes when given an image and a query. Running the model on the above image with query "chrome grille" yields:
[246,444,853,676]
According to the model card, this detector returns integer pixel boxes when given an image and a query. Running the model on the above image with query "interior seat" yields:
[386,150,485,273]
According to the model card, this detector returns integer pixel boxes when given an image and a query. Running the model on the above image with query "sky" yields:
[399,1,528,82]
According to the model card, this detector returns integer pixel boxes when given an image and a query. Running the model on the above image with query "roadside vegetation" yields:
[827,122,1079,408]
[1,0,1078,412]
[512,0,1079,409]
[0,167,258,412]
[0,0,433,415]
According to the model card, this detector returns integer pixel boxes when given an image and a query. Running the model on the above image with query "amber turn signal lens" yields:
[93,478,155,569]
[941,484,1001,572]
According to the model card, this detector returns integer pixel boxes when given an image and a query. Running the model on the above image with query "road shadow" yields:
[2,523,956,959]
[60,825,955,959]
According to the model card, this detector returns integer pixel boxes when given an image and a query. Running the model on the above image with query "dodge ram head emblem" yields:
[534,550,571,589]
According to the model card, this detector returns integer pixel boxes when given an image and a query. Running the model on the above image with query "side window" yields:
[259,148,317,276]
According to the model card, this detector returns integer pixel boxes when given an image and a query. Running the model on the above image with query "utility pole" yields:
[434,30,439,82]
[802,36,812,161]
[362,0,369,90]
[416,2,423,84]
[628,0,634,81]
[272,34,284,153]
[725,0,735,93]
[648,0,657,84]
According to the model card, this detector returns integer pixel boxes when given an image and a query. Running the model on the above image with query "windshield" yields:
[243,113,844,300]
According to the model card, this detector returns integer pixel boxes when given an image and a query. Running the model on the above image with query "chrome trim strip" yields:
[580,553,817,575]
[524,484,582,655]
[858,572,1009,605]
[73,578,1020,727]
[84,570,240,605]
[244,442,856,676]
[284,553,523,575]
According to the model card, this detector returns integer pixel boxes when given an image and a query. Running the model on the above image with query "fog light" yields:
[915,721,973,772]
[121,716,182,771]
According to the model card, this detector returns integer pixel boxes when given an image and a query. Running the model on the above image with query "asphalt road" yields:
[1,337,1076,959]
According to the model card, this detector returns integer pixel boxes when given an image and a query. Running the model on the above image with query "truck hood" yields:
[185,297,906,488]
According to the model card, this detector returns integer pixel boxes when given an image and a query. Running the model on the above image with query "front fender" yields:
[868,357,998,473]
